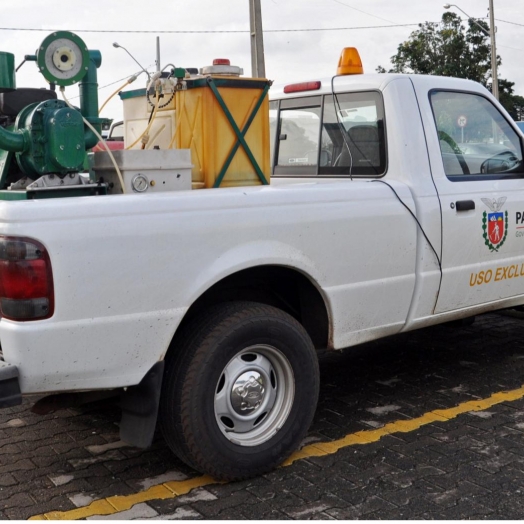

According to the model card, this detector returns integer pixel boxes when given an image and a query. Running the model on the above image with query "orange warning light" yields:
[337,47,364,76]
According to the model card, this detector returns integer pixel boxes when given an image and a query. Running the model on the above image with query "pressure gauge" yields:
[132,173,149,192]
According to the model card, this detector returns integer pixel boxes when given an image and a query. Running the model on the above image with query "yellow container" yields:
[175,76,270,188]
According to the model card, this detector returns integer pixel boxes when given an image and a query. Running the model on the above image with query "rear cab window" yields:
[271,90,386,178]
[321,92,386,176]
[276,97,321,176]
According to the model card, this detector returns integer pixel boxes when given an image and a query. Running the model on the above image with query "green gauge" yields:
[36,31,89,86]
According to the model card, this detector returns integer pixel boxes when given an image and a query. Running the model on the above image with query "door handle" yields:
[455,200,475,211]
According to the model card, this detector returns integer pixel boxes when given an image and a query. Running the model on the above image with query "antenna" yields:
[156,37,160,73]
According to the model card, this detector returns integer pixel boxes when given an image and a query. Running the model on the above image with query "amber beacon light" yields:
[337,47,364,76]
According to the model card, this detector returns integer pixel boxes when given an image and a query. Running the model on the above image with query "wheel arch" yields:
[168,265,332,354]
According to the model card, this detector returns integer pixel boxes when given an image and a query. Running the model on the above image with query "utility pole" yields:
[488,0,499,100]
[249,0,266,78]
[443,3,499,100]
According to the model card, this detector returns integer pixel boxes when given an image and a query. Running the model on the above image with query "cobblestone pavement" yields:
[2,312,524,519]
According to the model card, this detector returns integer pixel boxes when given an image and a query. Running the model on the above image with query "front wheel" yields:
[160,302,320,481]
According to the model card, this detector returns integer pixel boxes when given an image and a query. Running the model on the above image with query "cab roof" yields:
[269,73,490,101]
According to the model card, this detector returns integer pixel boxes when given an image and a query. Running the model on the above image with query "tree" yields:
[377,12,522,118]
[378,13,493,81]
[499,79,524,120]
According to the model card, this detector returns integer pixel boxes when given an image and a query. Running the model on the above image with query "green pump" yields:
[0,31,106,189]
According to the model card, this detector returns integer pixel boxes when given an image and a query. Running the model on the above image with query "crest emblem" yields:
[481,197,508,252]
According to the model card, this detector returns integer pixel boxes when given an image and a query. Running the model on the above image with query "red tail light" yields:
[0,236,54,320]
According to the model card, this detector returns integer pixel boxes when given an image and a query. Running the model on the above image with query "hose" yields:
[98,74,138,115]
[60,86,126,194]
[126,73,162,151]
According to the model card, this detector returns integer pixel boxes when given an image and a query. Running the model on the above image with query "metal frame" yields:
[205,77,270,187]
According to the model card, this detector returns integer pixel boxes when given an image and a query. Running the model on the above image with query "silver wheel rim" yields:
[214,344,295,447]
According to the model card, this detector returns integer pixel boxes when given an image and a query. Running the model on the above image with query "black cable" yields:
[331,75,353,179]
[15,59,26,72]
[330,77,442,286]
[0,23,422,34]
[146,100,155,125]
[146,89,174,109]
[371,179,442,275]
[4,16,515,34]
[496,18,524,28]
[330,75,382,178]
[329,0,396,24]
[409,79,444,311]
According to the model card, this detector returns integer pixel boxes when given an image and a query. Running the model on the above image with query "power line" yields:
[0,17,519,36]
[268,23,419,32]
[98,66,154,90]
[65,64,155,101]
[0,23,421,34]
[329,0,396,25]
[496,18,524,28]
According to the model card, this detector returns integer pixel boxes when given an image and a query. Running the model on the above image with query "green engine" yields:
[0,31,107,198]
[15,99,86,175]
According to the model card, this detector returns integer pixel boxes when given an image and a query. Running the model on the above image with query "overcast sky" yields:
[2,0,523,121]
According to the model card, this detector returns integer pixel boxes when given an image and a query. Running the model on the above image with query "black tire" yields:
[159,301,319,481]
[446,315,476,327]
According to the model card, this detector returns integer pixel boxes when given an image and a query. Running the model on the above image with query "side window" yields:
[430,91,524,179]
[321,91,386,176]
[275,98,321,175]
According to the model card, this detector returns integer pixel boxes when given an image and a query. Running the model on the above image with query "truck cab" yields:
[269,70,524,331]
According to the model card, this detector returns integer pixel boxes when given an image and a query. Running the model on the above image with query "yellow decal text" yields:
[470,263,524,287]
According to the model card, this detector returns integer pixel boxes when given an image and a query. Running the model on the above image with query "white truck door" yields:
[425,89,524,313]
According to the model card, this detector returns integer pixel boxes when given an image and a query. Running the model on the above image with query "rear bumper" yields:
[0,361,21,408]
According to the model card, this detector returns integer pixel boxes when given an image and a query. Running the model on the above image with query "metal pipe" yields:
[79,50,102,149]
[156,37,160,73]
[0,126,26,153]
[488,0,499,100]
[113,42,151,81]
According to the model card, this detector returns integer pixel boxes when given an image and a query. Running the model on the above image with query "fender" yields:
[183,239,328,311]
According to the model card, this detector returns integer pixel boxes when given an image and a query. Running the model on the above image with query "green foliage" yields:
[498,79,524,120]
[379,12,493,82]
[377,11,522,120]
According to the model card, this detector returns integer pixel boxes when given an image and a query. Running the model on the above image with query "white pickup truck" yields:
[0,41,523,481]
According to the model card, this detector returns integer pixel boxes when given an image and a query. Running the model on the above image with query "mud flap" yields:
[119,361,164,448]
[0,362,21,409]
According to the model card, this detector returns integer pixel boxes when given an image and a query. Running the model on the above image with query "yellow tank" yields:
[174,75,271,188]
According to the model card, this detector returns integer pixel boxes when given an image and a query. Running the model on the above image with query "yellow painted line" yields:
[29,384,524,520]
[29,477,217,521]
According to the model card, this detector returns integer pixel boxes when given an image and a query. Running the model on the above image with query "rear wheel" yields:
[160,301,319,481]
